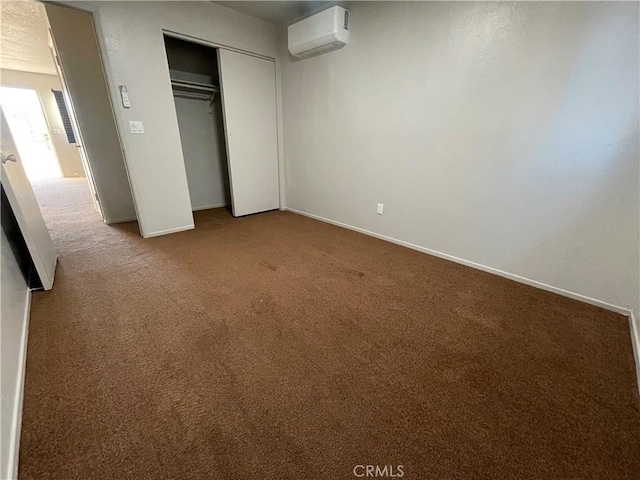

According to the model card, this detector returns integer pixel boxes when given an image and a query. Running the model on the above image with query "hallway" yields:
[19,179,640,479]
[32,178,119,251]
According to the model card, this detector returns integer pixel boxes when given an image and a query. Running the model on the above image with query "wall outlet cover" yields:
[129,121,144,134]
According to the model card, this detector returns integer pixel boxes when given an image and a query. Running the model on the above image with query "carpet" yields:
[19,177,640,479]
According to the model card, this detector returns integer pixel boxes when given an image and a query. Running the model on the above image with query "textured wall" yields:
[281,1,639,309]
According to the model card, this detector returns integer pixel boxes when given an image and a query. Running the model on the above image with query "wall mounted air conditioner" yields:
[288,6,349,59]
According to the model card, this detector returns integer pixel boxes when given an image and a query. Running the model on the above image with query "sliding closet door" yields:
[218,49,279,217]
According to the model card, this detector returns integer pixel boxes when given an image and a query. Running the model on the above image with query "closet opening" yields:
[164,35,231,216]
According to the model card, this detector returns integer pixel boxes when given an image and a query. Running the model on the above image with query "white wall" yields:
[0,69,85,178]
[78,1,281,237]
[0,229,31,480]
[281,1,639,310]
[175,96,230,210]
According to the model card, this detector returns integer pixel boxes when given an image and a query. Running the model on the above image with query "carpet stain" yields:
[260,261,279,271]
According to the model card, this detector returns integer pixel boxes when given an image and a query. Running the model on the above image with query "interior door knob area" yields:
[1,153,17,164]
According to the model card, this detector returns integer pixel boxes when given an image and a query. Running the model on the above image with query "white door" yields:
[1,107,57,290]
[218,49,279,217]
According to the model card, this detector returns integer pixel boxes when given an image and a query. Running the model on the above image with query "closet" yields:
[164,35,280,219]
[165,36,230,213]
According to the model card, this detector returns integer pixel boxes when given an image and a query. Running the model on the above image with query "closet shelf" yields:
[171,80,219,93]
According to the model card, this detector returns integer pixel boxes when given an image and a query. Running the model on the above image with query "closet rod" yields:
[171,80,219,93]
[173,92,211,99]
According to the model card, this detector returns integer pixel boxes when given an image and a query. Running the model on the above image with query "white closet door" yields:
[218,49,279,217]
[1,107,57,290]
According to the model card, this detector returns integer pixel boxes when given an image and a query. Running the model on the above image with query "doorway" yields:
[0,86,63,181]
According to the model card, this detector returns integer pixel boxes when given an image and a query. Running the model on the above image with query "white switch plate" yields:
[377,203,384,215]
[119,85,131,108]
[51,128,62,135]
[129,121,144,134]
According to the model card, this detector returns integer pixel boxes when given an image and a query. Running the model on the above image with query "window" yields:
[51,89,76,144]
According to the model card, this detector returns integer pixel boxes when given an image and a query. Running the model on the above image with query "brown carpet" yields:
[19,178,640,479]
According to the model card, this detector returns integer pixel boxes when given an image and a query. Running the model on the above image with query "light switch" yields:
[129,121,144,134]
[51,128,62,135]
[120,85,131,108]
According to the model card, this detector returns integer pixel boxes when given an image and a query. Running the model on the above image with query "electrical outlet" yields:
[377,203,384,215]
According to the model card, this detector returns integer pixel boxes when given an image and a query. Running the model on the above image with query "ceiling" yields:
[0,1,334,77]
[0,0,56,75]
[214,1,332,25]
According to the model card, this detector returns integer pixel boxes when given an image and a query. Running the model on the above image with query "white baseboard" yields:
[7,290,32,480]
[144,224,194,238]
[630,307,640,395]
[285,207,628,315]
[192,203,228,212]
